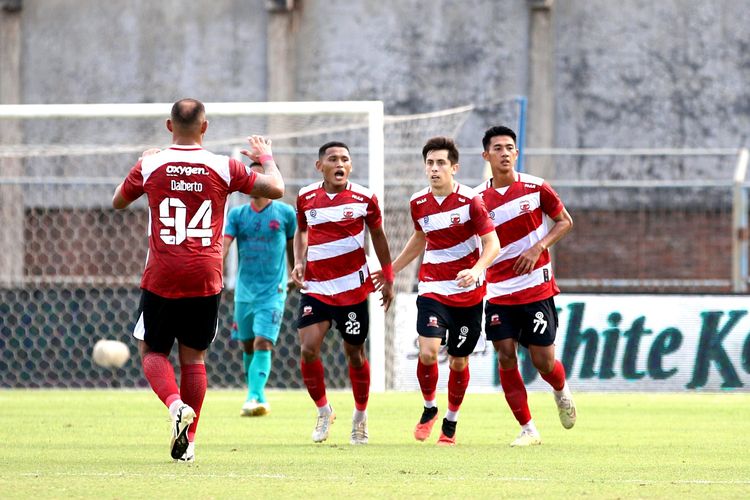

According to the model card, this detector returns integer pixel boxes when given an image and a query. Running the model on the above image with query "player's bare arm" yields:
[456,230,500,288]
[513,207,573,275]
[292,227,308,289]
[393,230,427,274]
[242,135,285,199]
[111,183,133,210]
[222,235,234,260]
[285,237,297,292]
[374,229,426,289]
[369,225,394,311]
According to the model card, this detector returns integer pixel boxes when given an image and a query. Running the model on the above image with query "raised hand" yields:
[241,135,273,164]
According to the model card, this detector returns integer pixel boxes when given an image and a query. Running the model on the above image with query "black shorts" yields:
[295,294,369,346]
[484,297,558,348]
[416,296,482,357]
[133,289,221,354]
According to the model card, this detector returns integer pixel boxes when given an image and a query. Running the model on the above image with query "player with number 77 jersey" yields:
[112,98,284,463]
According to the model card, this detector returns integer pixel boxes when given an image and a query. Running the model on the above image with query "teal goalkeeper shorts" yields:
[232,299,285,345]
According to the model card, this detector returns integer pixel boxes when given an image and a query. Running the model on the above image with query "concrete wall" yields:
[4,0,750,151]
[18,0,268,104]
[555,0,750,149]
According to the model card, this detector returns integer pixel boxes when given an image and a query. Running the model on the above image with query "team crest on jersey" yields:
[343,207,354,219]
[423,215,429,224]
[489,210,495,220]
[519,200,531,214]
[450,213,461,226]
[310,209,317,218]
[490,314,501,326]
[302,305,313,316]
[427,316,439,328]
[269,220,280,231]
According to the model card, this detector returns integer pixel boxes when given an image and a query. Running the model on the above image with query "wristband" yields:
[258,154,274,165]
[382,263,395,284]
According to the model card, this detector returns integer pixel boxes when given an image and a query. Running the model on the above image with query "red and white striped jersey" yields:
[296,181,382,306]
[411,182,495,307]
[476,172,564,305]
[120,145,256,298]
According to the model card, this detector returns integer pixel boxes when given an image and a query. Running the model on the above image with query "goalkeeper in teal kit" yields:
[223,162,297,416]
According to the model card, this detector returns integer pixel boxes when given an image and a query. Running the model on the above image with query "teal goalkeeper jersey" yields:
[225,200,297,303]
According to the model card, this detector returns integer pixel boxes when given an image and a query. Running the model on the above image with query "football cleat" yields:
[170,404,196,459]
[350,415,368,445]
[174,442,195,463]
[553,383,577,429]
[241,399,270,417]
[414,406,439,441]
[510,427,542,447]
[312,408,336,443]
[436,418,457,446]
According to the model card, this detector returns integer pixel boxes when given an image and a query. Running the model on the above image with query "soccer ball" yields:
[92,339,131,369]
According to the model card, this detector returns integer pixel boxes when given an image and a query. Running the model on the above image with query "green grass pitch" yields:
[2,390,749,498]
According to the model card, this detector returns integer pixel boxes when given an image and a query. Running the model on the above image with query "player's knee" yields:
[419,350,439,365]
[497,351,518,370]
[535,358,555,374]
[300,345,319,363]
[242,341,254,355]
[449,356,468,371]
[254,337,273,351]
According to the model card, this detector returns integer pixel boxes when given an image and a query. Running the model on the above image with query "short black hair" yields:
[318,141,350,159]
[482,125,517,151]
[170,98,205,131]
[422,136,459,164]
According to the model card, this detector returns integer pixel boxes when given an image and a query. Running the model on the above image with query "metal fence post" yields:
[732,148,749,292]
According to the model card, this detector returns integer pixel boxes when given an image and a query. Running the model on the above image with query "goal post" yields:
[0,101,388,390]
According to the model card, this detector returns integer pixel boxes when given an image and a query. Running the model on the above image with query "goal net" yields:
[0,99,525,391]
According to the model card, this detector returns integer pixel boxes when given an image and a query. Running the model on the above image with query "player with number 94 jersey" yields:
[120,146,257,298]
[112,98,285,463]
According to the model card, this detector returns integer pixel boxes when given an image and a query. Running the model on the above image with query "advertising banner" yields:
[392,294,750,392]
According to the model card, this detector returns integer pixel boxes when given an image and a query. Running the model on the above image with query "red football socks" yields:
[540,360,566,391]
[142,352,180,408]
[301,358,328,408]
[447,365,470,412]
[416,358,438,402]
[499,366,532,426]
[180,363,207,442]
[348,360,370,411]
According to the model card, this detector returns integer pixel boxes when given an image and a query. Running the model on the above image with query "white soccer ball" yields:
[92,339,131,369]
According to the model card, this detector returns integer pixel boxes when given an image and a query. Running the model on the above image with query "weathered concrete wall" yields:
[555,0,750,150]
[19,0,268,104]
[292,0,528,113]
[5,0,750,150]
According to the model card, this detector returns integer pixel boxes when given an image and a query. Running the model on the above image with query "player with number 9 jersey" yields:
[119,147,257,298]
[112,98,285,463]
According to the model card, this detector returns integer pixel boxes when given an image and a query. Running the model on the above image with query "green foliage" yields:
[2,390,749,498]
